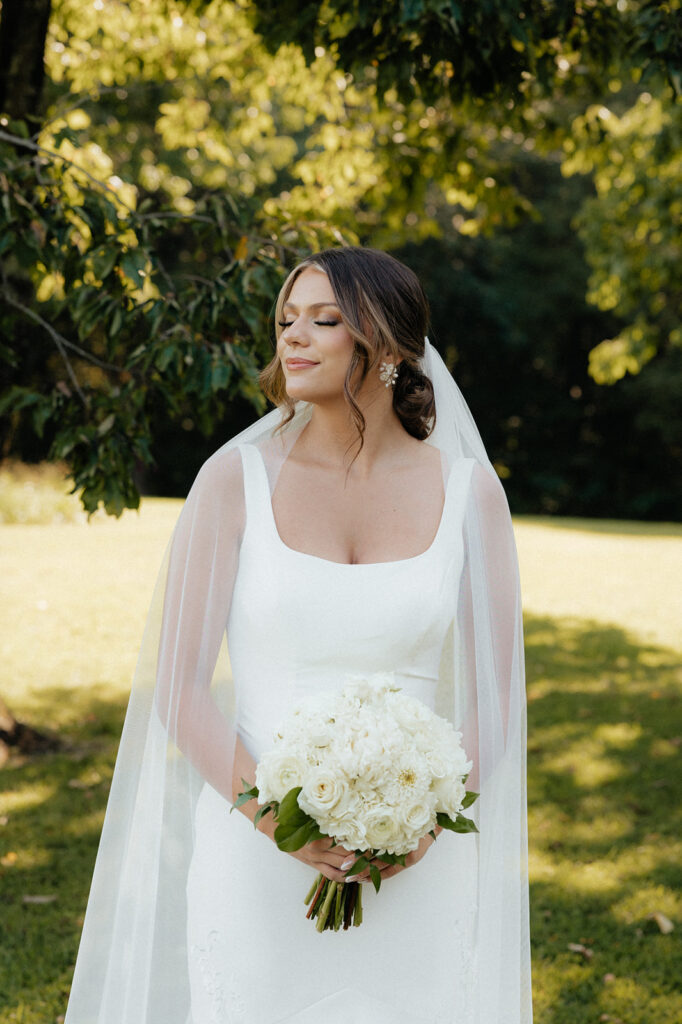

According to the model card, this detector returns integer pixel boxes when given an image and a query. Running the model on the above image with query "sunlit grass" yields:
[0,461,86,525]
[0,503,680,1023]
[514,515,682,651]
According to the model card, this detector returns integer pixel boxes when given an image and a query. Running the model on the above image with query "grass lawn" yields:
[1,501,681,1023]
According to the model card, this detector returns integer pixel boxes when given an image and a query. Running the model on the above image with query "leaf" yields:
[647,911,674,934]
[253,803,274,827]
[436,811,479,834]
[369,863,382,893]
[275,786,306,826]
[345,856,369,878]
[274,819,320,852]
[230,781,259,813]
[568,942,593,960]
[461,790,479,809]
[120,249,147,286]
[91,247,117,280]
[97,414,116,436]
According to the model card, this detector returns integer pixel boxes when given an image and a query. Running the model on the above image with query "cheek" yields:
[326,333,355,367]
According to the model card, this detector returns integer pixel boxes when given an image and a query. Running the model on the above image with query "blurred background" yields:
[0,2,680,1023]
[1,0,680,519]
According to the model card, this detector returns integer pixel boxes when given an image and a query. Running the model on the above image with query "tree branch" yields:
[0,128,136,214]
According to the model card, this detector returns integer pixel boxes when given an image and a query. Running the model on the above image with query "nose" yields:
[281,316,310,348]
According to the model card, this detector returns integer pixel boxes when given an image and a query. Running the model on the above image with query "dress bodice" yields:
[227,443,474,759]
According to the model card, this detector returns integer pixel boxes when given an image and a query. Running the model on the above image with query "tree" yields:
[564,91,681,383]
[0,0,52,123]
[253,0,682,102]
[2,0,681,516]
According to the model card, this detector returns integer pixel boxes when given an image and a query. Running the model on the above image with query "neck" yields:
[300,387,406,475]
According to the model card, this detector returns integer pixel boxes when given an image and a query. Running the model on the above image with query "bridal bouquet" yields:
[234,673,478,932]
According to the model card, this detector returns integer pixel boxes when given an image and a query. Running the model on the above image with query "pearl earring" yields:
[379,361,398,387]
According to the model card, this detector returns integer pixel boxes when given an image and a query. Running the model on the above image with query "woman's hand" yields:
[247,800,356,882]
[287,837,359,882]
[342,828,442,885]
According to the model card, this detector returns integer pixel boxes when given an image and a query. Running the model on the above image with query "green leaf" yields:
[344,856,369,878]
[369,863,382,893]
[121,249,147,286]
[275,786,306,826]
[274,818,320,852]
[91,247,118,280]
[436,811,479,834]
[461,790,479,809]
[253,803,274,827]
[230,781,259,813]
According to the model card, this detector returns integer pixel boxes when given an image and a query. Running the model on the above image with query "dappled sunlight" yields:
[611,883,681,927]
[1,781,57,814]
[63,807,107,840]
[525,606,681,1019]
[0,844,52,870]
[598,976,657,1022]
[542,749,626,789]
[1,511,680,1023]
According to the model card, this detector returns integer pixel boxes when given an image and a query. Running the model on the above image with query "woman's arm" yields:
[154,448,246,804]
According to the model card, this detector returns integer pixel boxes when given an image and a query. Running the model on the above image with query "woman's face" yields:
[276,267,355,405]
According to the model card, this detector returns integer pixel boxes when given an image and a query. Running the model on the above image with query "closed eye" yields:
[277,320,340,327]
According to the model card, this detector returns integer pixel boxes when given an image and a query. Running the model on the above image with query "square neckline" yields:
[245,443,461,569]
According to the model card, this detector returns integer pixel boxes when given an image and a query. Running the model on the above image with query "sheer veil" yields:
[64,339,531,1024]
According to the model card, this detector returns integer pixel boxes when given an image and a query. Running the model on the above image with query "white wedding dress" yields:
[186,443,479,1024]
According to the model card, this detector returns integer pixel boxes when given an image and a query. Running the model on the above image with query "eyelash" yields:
[278,320,339,328]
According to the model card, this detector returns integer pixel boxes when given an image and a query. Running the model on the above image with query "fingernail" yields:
[340,857,353,870]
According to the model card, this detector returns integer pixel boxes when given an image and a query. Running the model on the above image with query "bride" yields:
[64,247,532,1023]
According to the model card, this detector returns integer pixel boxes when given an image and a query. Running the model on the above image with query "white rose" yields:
[332,816,368,852]
[400,796,437,839]
[256,751,307,804]
[433,775,466,817]
[298,767,349,820]
[364,808,399,853]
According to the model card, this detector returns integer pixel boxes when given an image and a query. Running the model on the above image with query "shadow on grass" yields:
[0,691,125,1021]
[1,617,681,1023]
[525,615,682,1024]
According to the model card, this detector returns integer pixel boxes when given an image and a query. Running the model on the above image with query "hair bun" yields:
[393,361,436,440]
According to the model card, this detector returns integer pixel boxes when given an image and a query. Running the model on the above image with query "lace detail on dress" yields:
[190,930,246,1023]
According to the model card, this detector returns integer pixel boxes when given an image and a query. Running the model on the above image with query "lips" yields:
[285,358,319,369]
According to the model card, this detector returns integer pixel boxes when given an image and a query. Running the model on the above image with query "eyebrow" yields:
[282,301,340,311]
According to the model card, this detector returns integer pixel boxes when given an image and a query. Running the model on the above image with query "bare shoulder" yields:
[393,435,442,476]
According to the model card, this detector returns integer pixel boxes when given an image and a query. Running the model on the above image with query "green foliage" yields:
[399,149,682,520]
[0,119,337,514]
[563,91,681,383]
[1,0,680,520]
[253,0,682,102]
[43,0,529,240]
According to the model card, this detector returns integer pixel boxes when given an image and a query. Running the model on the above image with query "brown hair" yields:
[259,247,435,451]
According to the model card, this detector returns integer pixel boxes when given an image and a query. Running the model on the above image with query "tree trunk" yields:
[0,0,52,123]
[0,0,58,764]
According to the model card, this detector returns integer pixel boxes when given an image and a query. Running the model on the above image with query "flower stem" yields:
[343,882,358,930]
[316,880,338,932]
[305,874,327,920]
[304,873,322,906]
[353,883,363,927]
[334,879,344,930]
